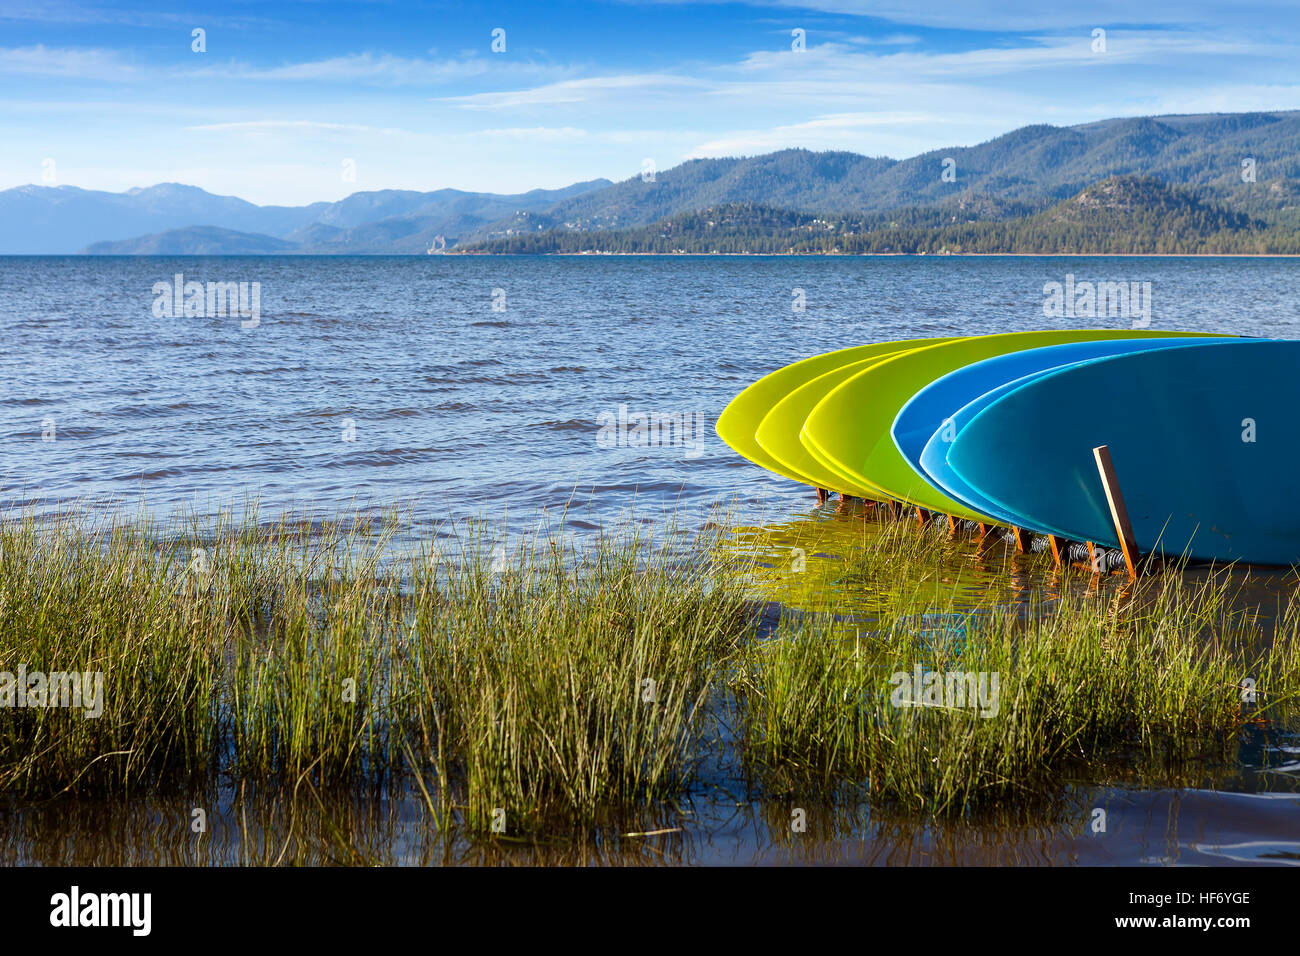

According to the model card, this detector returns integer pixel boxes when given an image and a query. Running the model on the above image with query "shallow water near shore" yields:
[3,255,1300,865]
[5,778,1299,866]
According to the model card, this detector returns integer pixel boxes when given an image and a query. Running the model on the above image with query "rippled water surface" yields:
[4,255,1298,533]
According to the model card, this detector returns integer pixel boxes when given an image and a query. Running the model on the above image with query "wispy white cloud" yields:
[0,44,142,80]
[726,32,1273,84]
[688,111,939,157]
[0,45,575,88]
[845,34,922,46]
[185,119,408,136]
[187,52,501,85]
[441,73,706,109]
[475,126,589,140]
[435,29,1284,118]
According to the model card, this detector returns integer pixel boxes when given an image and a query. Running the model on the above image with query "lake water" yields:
[4,255,1298,536]
[3,254,1300,866]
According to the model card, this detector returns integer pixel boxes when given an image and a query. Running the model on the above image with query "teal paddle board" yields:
[899,335,1236,524]
[947,339,1296,564]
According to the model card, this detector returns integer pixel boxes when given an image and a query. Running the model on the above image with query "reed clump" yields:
[0,512,221,793]
[0,507,753,832]
[400,529,750,829]
[738,543,1300,815]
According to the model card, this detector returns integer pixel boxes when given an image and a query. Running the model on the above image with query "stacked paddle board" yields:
[717,330,1300,566]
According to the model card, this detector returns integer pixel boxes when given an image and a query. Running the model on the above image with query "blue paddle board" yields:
[901,336,1237,525]
[922,369,1081,529]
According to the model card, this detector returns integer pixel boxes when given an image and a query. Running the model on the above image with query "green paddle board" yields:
[715,335,961,490]
[755,352,907,499]
[802,329,1214,522]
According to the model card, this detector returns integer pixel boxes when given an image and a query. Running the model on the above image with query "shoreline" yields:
[450,250,1300,258]
[14,250,1300,258]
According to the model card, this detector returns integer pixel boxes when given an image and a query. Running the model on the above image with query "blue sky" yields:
[3,0,1300,205]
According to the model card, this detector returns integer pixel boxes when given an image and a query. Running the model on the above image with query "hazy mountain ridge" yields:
[2,179,612,254]
[7,109,1299,254]
[0,183,323,254]
[83,226,300,255]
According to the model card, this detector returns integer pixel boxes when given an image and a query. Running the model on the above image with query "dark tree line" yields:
[462,177,1300,256]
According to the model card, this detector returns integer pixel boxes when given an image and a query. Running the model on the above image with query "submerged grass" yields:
[2,502,1299,838]
[736,516,1300,814]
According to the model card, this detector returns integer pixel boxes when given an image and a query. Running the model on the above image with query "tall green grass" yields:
[401,528,749,829]
[0,511,220,792]
[2,503,1298,836]
[0,507,752,833]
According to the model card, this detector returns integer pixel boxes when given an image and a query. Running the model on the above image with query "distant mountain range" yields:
[459,110,1300,253]
[469,177,1298,255]
[557,111,1300,225]
[2,109,1297,255]
[3,180,611,255]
